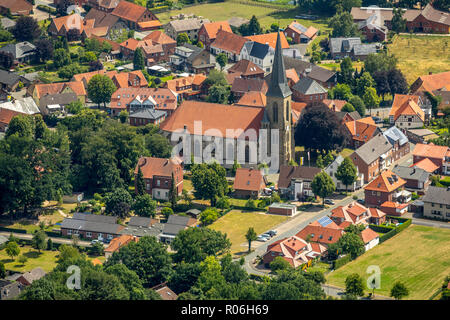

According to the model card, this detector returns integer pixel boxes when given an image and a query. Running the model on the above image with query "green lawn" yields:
[387,34,450,84]
[208,210,288,256]
[326,225,450,300]
[0,246,59,273]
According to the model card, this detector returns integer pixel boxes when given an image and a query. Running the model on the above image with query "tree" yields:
[119,110,129,124]
[391,8,407,33]
[105,264,147,300]
[161,207,174,220]
[433,0,450,11]
[169,172,177,208]
[133,194,157,218]
[338,232,365,259]
[32,230,47,253]
[12,16,40,41]
[200,208,219,226]
[87,74,117,108]
[35,38,54,63]
[270,256,292,272]
[204,69,228,87]
[328,11,360,37]
[348,96,365,117]
[390,281,409,300]
[0,262,5,278]
[0,29,13,42]
[67,28,81,42]
[89,60,103,72]
[362,87,380,115]
[207,84,229,104]
[90,241,104,256]
[145,133,172,158]
[105,236,173,287]
[295,103,350,153]
[196,256,226,297]
[338,57,354,85]
[216,53,228,71]
[135,167,145,196]
[372,71,390,101]
[238,15,263,36]
[245,227,257,252]
[0,51,14,69]
[335,157,358,191]
[311,171,335,206]
[216,196,230,209]
[5,241,20,260]
[171,227,231,263]
[5,114,33,138]
[57,63,83,80]
[104,188,133,218]
[341,103,355,112]
[58,244,82,263]
[328,83,353,101]
[176,33,190,46]
[364,53,397,77]
[387,69,408,97]
[245,198,256,209]
[168,261,202,294]
[345,273,364,297]
[47,238,53,251]
[133,48,145,71]
[191,162,228,206]
[355,72,375,97]
[53,48,72,69]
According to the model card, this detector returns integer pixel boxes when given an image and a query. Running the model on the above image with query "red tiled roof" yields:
[413,71,450,93]
[143,30,176,45]
[360,228,379,244]
[390,94,421,117]
[296,220,344,245]
[345,117,379,143]
[233,168,265,192]
[105,235,137,253]
[392,98,424,122]
[109,87,177,111]
[235,91,266,108]
[0,108,24,125]
[228,59,264,77]
[246,32,290,49]
[323,99,348,112]
[111,1,150,23]
[211,30,249,55]
[365,170,406,193]
[135,157,182,179]
[34,81,87,99]
[201,21,232,39]
[410,158,440,173]
[413,143,449,160]
[138,20,163,29]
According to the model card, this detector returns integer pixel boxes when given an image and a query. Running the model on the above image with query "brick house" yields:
[392,165,431,193]
[104,234,138,259]
[111,1,161,31]
[231,77,268,101]
[330,201,386,228]
[296,217,344,247]
[0,108,23,132]
[228,59,265,80]
[291,77,328,104]
[421,186,450,221]
[344,117,381,149]
[164,18,210,43]
[277,165,322,201]
[0,0,32,15]
[134,157,183,201]
[364,170,410,209]
[129,108,166,126]
[198,21,232,50]
[389,97,425,129]
[357,15,388,42]
[412,143,450,175]
[233,167,266,199]
[210,30,249,62]
[382,126,410,163]
[284,21,318,44]
[143,30,177,59]
[120,38,165,65]
[164,74,207,100]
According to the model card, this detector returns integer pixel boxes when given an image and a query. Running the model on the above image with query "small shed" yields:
[268,203,297,216]
[62,192,84,204]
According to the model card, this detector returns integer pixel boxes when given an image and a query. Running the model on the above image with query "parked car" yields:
[324,199,335,205]
[257,235,268,242]
[372,116,383,124]
[357,198,365,205]
[91,239,101,245]
[261,233,272,239]
[267,230,277,237]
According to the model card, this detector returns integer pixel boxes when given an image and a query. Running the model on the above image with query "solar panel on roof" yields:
[317,216,333,227]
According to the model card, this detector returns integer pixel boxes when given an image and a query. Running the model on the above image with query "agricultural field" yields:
[326,225,450,300]
[208,209,288,256]
[387,34,450,84]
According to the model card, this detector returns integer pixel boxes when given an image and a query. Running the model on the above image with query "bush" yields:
[270,256,292,272]
[368,224,395,233]
[333,254,352,269]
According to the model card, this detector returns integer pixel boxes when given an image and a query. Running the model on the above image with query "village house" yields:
[60,212,124,242]
[134,157,183,201]
[0,41,36,64]
[231,77,268,101]
[329,37,378,60]
[164,18,210,43]
[405,128,439,144]
[240,41,275,74]
[344,117,381,149]
[0,70,29,92]
[409,71,450,107]
[277,165,322,201]
[284,56,337,89]
[169,43,216,74]
[228,59,265,80]
[210,30,249,62]
[392,164,431,193]
[72,69,148,90]
[143,30,177,59]
[0,97,40,116]
[87,0,120,12]
[109,87,177,117]
[0,108,24,132]
[159,214,197,243]
[284,21,318,44]
[324,155,364,192]
[0,279,22,300]
[246,32,290,50]
[389,97,425,129]
[336,110,362,124]
[83,7,129,39]
[296,217,345,247]
[29,81,86,106]
[0,0,32,16]
[198,21,232,50]
[323,99,348,112]
[421,186,450,221]
[164,74,207,100]
[330,201,386,228]
[110,1,161,31]
[409,157,440,175]
[120,38,165,65]
[120,216,163,238]
[291,77,328,104]
[412,143,450,175]
[357,14,388,42]
[104,234,138,259]
[360,228,380,251]
[6,268,46,287]
[382,126,410,163]
[262,235,326,268]
[235,91,266,109]
[233,167,267,199]
[129,107,167,126]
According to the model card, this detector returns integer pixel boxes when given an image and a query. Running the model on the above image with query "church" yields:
[160,32,295,172]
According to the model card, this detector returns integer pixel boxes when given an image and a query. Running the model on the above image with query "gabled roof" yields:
[228,59,264,77]
[420,4,450,26]
[365,170,406,193]
[246,41,272,60]
[409,158,440,173]
[231,77,268,94]
[201,21,232,39]
[352,134,392,165]
[360,228,379,244]
[0,97,40,115]
[412,143,449,160]
[211,30,248,54]
[235,91,266,108]
[287,21,318,39]
[296,220,343,245]
[278,165,322,189]
[104,235,137,253]
[383,126,409,147]
[392,165,430,183]
[135,157,181,179]
[393,98,424,122]
[167,18,210,32]
[0,41,36,60]
[323,99,348,112]
[0,0,32,15]
[246,32,290,50]
[286,68,300,84]
[390,94,421,117]
[129,107,166,120]
[412,71,450,93]
[0,108,24,126]
[292,77,327,95]
[283,56,336,83]
[111,1,151,23]
[345,117,379,143]
[160,100,265,139]
[0,69,24,86]
[85,8,120,28]
[421,186,450,206]
[143,30,176,45]
[72,69,118,85]
[233,168,265,192]
[109,87,177,111]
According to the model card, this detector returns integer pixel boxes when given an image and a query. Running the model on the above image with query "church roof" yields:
[266,31,291,99]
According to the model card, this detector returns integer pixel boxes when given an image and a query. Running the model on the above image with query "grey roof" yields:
[330,37,362,54]
[0,41,36,60]
[336,111,362,121]
[283,56,336,83]
[39,92,78,109]
[357,15,388,32]
[0,280,22,300]
[292,77,327,95]
[278,165,322,189]
[266,31,291,99]
[0,235,7,245]
[352,43,378,56]
[0,17,16,29]
[383,126,408,146]
[0,69,24,86]
[61,218,123,234]
[129,108,166,120]
[167,18,210,32]
[73,212,118,224]
[21,268,46,284]
[406,128,436,137]
[161,223,186,236]
[0,97,39,115]
[120,223,163,237]
[326,154,344,170]
[392,165,430,183]
[248,41,271,60]
[353,134,392,165]
[128,216,153,228]
[167,214,191,226]
[421,186,450,206]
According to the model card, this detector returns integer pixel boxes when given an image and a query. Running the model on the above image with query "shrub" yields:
[333,254,352,269]
[270,256,292,272]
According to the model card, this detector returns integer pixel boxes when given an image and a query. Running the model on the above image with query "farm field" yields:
[326,225,450,300]
[387,34,450,84]
[208,209,288,256]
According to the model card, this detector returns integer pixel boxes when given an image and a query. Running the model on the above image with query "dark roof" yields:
[129,108,166,120]
[392,165,430,183]
[335,111,361,121]
[161,223,186,236]
[85,8,120,28]
[278,165,322,189]
[283,56,335,83]
[73,212,118,224]
[0,69,23,86]
[0,280,22,300]
[0,41,36,60]
[231,77,267,94]
[421,186,450,206]
[292,77,327,95]
[39,92,78,109]
[61,218,124,234]
[330,37,377,56]
[167,214,192,226]
[120,222,163,237]
[248,41,271,60]
[128,216,154,228]
[266,31,291,98]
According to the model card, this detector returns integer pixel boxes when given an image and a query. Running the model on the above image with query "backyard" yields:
[326,225,450,300]
[0,245,60,273]
[387,34,450,84]
[208,209,288,256]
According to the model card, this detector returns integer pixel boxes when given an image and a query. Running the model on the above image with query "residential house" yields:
[60,212,124,242]
[159,214,197,243]
[364,169,411,213]
[0,70,29,91]
[246,32,290,50]
[38,92,78,115]
[240,41,274,74]
[296,217,344,247]
[284,21,318,44]
[329,37,378,60]
[0,108,23,132]
[143,30,177,59]
[389,97,425,129]
[169,44,205,72]
[382,126,410,162]
[210,30,248,62]
[120,216,163,238]
[231,77,268,100]
[330,201,386,228]
[0,97,40,115]
[109,87,178,117]
[134,156,183,200]
[0,0,32,15]
[412,143,450,175]
[421,186,450,221]
[120,38,165,65]
[30,81,87,105]
[83,8,128,40]
[336,110,362,123]
[104,234,138,259]
[164,18,210,43]
[87,0,120,12]
[324,155,364,191]
[152,283,178,300]
[392,165,431,193]
[361,228,380,251]
[344,117,381,149]
[350,134,393,183]
[129,107,166,126]
[235,91,266,108]
[164,74,207,100]
[233,167,266,199]
[277,165,322,201]
[357,14,388,42]
[198,21,232,50]
[90,35,122,59]
[0,17,15,31]
[6,268,46,287]
[0,280,22,300]
[409,71,450,97]
[390,94,431,125]
[228,59,265,80]
[110,1,161,31]
[268,203,298,216]
[285,68,300,89]
[0,41,36,64]
[323,99,348,112]
[409,157,440,174]
[291,77,328,104]
[262,235,326,268]
[72,70,148,90]
[184,48,216,74]
[284,56,337,89]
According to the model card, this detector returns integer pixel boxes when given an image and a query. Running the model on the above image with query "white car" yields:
[257,236,268,242]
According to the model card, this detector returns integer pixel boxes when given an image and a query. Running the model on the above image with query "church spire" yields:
[266,30,291,98]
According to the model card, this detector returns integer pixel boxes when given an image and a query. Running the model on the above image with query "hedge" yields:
[333,254,352,270]
[386,216,410,223]
[368,224,395,233]
[231,205,264,212]
[379,218,412,243]
[37,4,57,14]
[0,227,27,234]
[45,231,62,238]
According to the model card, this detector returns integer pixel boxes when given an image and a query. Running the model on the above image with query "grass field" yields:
[0,246,59,273]
[208,210,288,256]
[387,34,450,84]
[326,225,450,300]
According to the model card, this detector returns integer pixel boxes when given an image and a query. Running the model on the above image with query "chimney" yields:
[429,72,433,75]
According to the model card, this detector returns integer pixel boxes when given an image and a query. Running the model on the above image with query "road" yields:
[0,231,93,247]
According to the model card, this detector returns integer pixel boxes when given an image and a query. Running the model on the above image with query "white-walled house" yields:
[325,155,364,191]
[361,227,380,251]
[240,41,275,74]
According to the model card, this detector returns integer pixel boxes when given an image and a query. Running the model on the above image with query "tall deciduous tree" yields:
[87,74,117,108]
[216,53,228,71]
[12,16,40,41]
[5,241,20,260]
[191,162,228,206]
[348,96,366,117]
[132,194,156,217]
[104,188,133,218]
[133,47,145,71]
[390,281,409,300]
[311,171,335,206]
[335,157,358,191]
[345,273,364,297]
[135,167,145,196]
[391,8,407,33]
[245,227,257,252]
[32,230,47,253]
[35,38,54,63]
[328,11,360,37]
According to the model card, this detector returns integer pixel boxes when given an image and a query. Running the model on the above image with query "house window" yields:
[107,234,113,240]
[86,232,92,238]
[157,180,160,186]
[67,229,72,235]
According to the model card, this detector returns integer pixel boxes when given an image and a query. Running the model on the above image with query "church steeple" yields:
[266,31,291,99]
